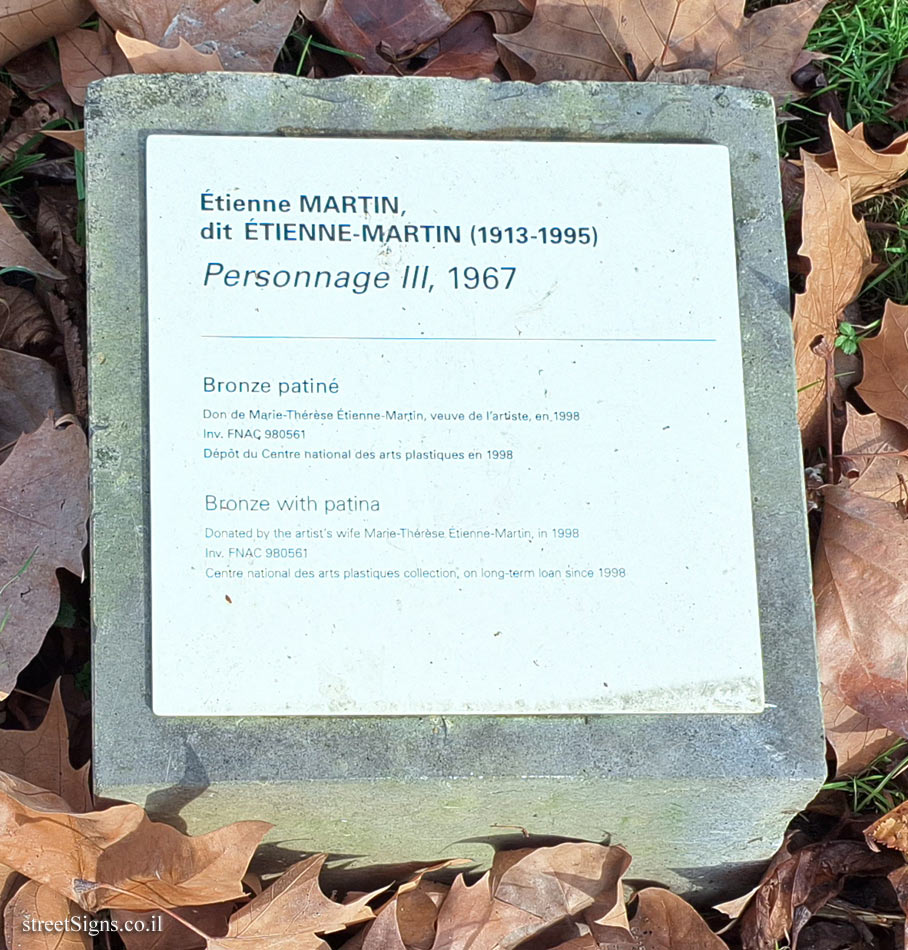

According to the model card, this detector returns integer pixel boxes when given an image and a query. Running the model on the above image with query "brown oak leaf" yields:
[820,119,908,203]
[4,879,90,949]
[823,686,900,779]
[413,14,501,80]
[431,843,631,950]
[739,837,899,950]
[857,301,908,429]
[0,679,91,810]
[306,0,479,73]
[840,404,908,503]
[793,153,873,451]
[602,888,728,948]
[0,770,270,912]
[90,0,298,71]
[57,23,130,106]
[112,903,234,950]
[0,415,87,698]
[115,33,224,73]
[0,287,57,355]
[208,854,380,950]
[497,0,828,98]
[0,350,70,450]
[815,485,908,738]
[0,203,65,279]
[0,0,91,67]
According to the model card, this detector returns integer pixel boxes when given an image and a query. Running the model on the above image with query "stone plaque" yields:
[88,75,825,899]
[146,134,762,716]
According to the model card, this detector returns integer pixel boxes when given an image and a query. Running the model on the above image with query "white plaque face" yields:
[146,135,764,716]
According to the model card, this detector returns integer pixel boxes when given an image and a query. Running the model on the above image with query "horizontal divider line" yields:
[200,335,718,342]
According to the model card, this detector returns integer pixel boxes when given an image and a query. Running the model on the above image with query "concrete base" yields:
[86,74,826,903]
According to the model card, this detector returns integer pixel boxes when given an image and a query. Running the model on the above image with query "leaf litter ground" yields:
[1,0,908,948]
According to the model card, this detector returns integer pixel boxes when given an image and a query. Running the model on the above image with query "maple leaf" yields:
[496,0,828,98]
[0,771,270,912]
[0,0,91,67]
[819,119,908,203]
[815,485,908,737]
[90,0,298,71]
[4,879,90,949]
[0,679,91,811]
[115,33,224,73]
[57,23,130,106]
[208,855,380,950]
[0,415,88,699]
[857,301,908,429]
[792,153,873,451]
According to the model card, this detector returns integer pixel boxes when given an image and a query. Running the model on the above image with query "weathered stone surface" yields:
[87,73,824,900]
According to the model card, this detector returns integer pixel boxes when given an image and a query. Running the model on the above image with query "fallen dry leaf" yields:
[823,119,908,203]
[413,14,500,79]
[823,686,900,778]
[815,485,908,738]
[43,128,84,151]
[308,0,477,73]
[0,203,65,279]
[856,301,908,429]
[57,23,130,107]
[432,843,630,950]
[0,349,70,448]
[0,415,87,697]
[0,101,53,166]
[739,837,898,950]
[112,903,234,950]
[840,405,908,502]
[604,887,727,948]
[0,0,92,67]
[0,770,270,912]
[34,184,87,418]
[0,286,56,355]
[115,33,224,73]
[5,44,72,116]
[0,86,13,125]
[866,800,908,853]
[396,880,449,949]
[4,879,90,949]
[497,0,828,98]
[91,0,298,71]
[209,854,379,950]
[793,153,873,451]
[888,865,908,948]
[358,896,405,950]
[0,679,90,810]
[474,0,532,80]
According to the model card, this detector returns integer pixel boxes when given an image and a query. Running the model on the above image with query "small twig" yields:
[490,824,531,837]
[10,688,50,705]
[811,335,837,482]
